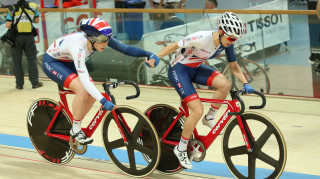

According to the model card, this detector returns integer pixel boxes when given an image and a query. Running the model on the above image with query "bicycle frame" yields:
[44,88,131,144]
[160,97,254,152]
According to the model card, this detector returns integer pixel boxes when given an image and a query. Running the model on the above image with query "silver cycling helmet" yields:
[218,12,245,39]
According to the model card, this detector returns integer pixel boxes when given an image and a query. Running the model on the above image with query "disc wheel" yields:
[144,104,186,174]
[27,99,74,164]
[102,106,161,177]
[222,112,287,179]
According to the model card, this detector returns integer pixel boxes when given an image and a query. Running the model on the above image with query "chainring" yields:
[187,139,206,162]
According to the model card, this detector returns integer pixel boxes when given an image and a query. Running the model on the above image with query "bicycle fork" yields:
[236,114,255,152]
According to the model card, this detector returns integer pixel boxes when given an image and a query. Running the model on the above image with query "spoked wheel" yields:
[222,112,287,179]
[136,60,147,85]
[27,99,74,164]
[144,104,186,174]
[234,59,270,94]
[102,106,161,177]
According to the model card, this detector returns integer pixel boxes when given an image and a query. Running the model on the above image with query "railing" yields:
[0,8,317,15]
[0,7,319,98]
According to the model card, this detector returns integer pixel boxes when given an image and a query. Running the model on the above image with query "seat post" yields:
[58,84,64,90]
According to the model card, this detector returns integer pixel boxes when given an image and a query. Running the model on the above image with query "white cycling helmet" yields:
[218,12,245,39]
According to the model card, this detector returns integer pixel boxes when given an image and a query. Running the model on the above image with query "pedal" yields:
[69,136,87,155]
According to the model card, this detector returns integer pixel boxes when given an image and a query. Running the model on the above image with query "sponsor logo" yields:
[190,94,197,99]
[44,62,53,72]
[27,103,38,127]
[212,110,230,134]
[171,55,183,66]
[172,70,185,95]
[89,108,104,130]
[61,148,74,163]
[247,14,283,32]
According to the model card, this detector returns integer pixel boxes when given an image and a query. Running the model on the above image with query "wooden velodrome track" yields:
[0,75,319,179]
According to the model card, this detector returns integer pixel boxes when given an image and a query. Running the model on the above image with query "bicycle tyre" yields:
[27,99,74,164]
[234,59,270,94]
[144,104,186,174]
[102,105,161,177]
[222,112,287,179]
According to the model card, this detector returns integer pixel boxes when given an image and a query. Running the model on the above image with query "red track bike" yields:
[143,90,287,179]
[27,81,161,177]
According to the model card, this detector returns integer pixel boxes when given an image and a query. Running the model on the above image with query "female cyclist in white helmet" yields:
[148,12,254,169]
[42,18,159,144]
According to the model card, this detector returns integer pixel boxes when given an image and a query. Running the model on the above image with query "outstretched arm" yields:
[109,38,160,68]
[157,42,179,59]
[108,38,153,57]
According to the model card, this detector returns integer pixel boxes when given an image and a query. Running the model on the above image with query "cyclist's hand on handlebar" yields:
[145,53,160,68]
[100,98,117,111]
[243,83,255,94]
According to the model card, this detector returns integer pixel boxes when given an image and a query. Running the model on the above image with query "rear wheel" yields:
[222,112,287,179]
[102,106,161,177]
[144,104,186,174]
[27,99,74,164]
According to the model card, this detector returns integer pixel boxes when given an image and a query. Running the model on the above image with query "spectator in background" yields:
[5,0,42,89]
[149,0,185,31]
[160,4,184,30]
[149,0,165,30]
[205,0,217,9]
[163,0,185,9]
[149,0,163,9]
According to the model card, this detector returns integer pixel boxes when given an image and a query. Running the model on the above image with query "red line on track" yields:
[0,153,151,179]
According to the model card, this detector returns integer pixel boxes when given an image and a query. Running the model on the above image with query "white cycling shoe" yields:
[70,129,93,145]
[174,146,193,169]
[202,115,223,135]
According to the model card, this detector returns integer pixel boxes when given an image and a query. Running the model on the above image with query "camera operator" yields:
[5,0,42,89]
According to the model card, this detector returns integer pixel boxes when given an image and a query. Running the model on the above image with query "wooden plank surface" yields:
[0,76,319,178]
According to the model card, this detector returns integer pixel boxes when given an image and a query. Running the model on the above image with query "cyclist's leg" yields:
[193,64,231,108]
[42,54,94,144]
[168,63,203,169]
[68,78,96,121]
[193,64,231,128]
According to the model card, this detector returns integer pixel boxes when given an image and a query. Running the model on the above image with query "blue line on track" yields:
[1,133,319,179]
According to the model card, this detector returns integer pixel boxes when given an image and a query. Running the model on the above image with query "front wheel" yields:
[222,112,287,179]
[102,106,161,177]
[27,99,74,164]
